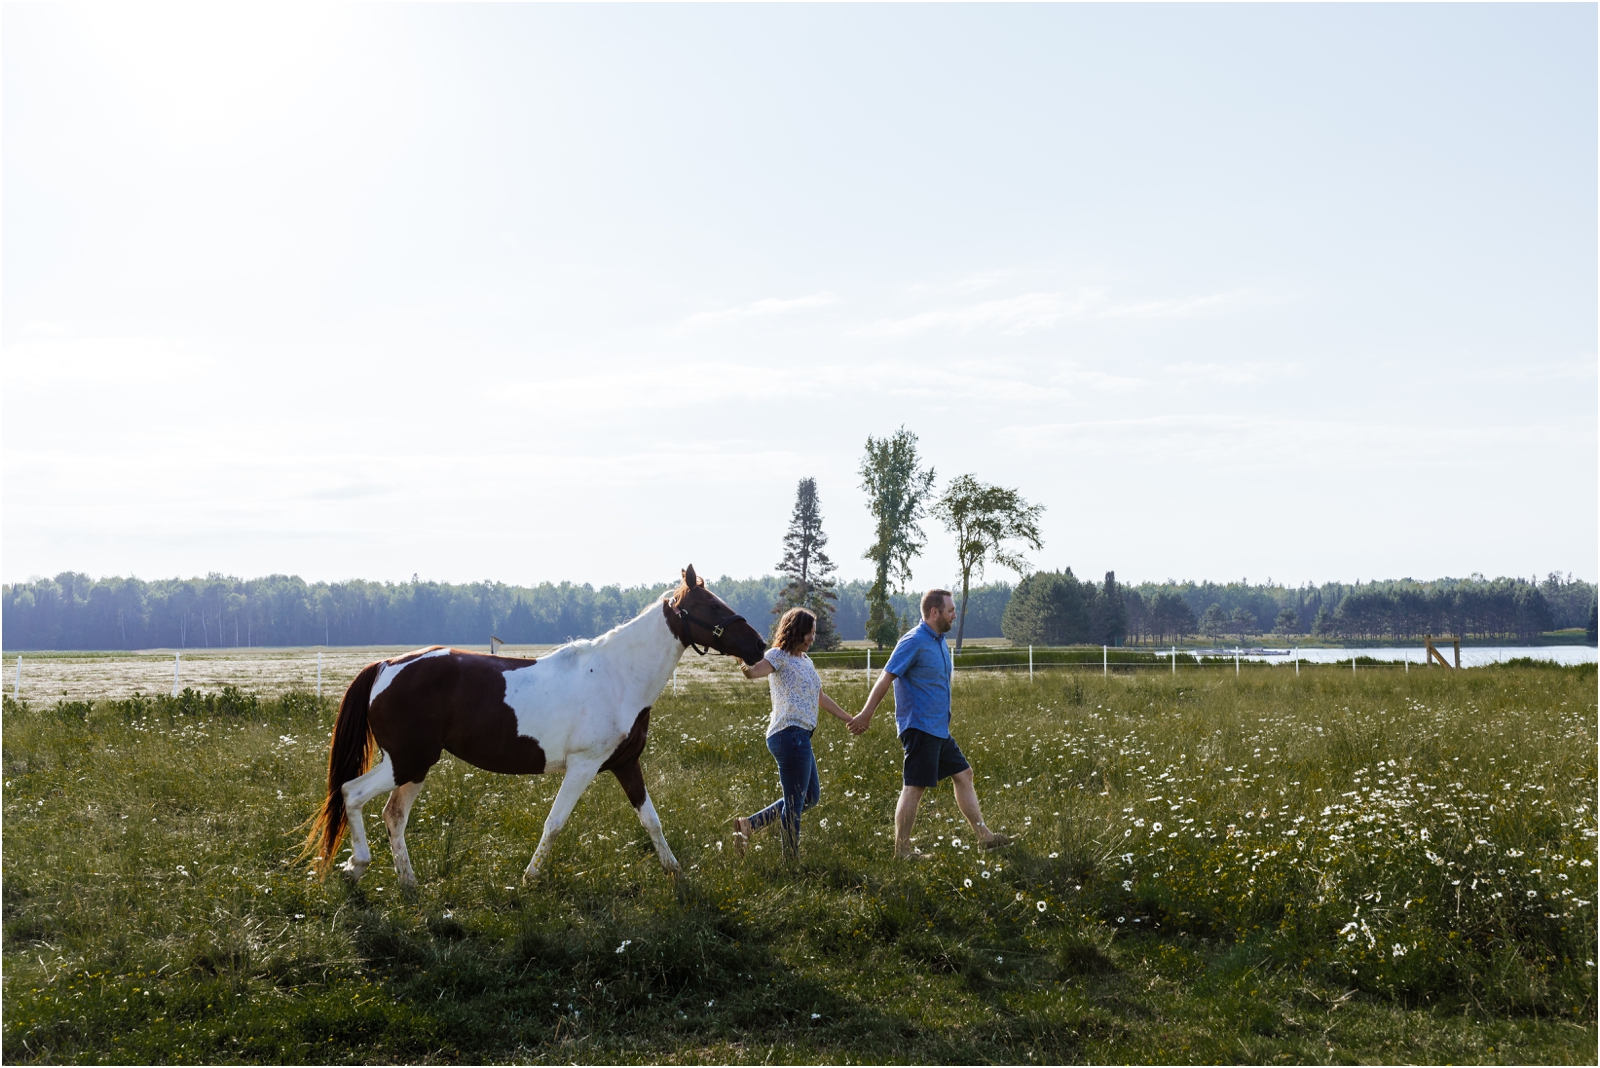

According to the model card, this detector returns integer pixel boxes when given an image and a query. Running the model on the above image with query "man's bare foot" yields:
[980,831,1015,851]
[731,816,752,857]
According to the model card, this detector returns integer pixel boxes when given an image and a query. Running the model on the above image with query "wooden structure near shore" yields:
[1424,634,1461,669]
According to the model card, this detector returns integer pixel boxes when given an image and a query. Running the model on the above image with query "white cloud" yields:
[1100,292,1244,319]
[995,413,1574,471]
[680,292,840,329]
[1454,360,1597,385]
[1160,361,1298,386]
[862,287,1247,337]
[2,336,214,387]
[864,290,1103,336]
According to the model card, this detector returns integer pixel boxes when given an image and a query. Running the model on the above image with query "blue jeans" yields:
[747,726,820,855]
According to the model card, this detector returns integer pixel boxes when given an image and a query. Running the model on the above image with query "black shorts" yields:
[899,728,971,788]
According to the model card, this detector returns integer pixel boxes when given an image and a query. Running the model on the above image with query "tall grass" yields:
[3,666,1595,1064]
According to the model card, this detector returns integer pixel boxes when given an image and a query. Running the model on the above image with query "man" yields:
[849,589,1012,858]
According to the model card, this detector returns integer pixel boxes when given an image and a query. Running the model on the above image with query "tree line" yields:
[0,571,1013,652]
[1114,574,1594,645]
[3,569,1587,652]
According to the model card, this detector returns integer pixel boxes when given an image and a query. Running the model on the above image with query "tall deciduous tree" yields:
[771,477,841,650]
[932,474,1043,653]
[859,428,936,648]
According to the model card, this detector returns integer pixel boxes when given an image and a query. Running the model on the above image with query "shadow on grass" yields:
[269,875,945,1063]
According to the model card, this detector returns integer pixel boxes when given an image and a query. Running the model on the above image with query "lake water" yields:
[1182,646,1597,667]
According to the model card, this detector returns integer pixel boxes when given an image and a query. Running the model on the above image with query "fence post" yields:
[1103,645,1107,677]
[1171,646,1176,676]
[1029,645,1033,683]
[317,652,323,699]
[866,649,871,688]
[1352,655,1356,675]
[172,652,181,697]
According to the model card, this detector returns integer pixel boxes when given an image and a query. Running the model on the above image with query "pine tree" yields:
[770,478,841,650]
[1093,571,1129,646]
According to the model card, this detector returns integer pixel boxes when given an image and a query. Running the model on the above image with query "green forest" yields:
[1000,571,1595,647]
[1,570,1591,651]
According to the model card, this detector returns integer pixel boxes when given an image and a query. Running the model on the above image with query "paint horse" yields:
[303,565,765,885]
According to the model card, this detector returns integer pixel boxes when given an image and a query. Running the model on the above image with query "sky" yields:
[4,3,1596,591]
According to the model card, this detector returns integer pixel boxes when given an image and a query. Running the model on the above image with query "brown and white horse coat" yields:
[304,565,764,885]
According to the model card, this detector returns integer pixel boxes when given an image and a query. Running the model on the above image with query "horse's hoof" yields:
[341,861,368,881]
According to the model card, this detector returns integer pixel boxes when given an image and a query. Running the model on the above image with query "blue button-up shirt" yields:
[883,620,953,738]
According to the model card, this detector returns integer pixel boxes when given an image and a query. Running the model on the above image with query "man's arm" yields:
[849,670,896,735]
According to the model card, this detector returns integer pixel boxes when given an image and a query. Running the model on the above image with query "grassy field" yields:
[3,662,1596,1064]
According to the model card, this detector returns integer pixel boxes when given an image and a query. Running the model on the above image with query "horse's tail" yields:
[302,661,381,879]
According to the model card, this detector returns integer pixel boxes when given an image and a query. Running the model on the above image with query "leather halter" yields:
[666,598,746,656]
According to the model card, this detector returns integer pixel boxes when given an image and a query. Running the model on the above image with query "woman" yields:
[732,607,854,857]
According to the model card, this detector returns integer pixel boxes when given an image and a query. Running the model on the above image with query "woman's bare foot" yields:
[731,816,752,857]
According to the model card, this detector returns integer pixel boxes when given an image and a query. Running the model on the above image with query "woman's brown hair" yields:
[773,607,816,654]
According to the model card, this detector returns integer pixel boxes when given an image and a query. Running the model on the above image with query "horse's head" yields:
[665,564,766,665]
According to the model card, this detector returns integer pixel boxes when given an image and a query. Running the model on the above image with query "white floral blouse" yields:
[762,647,822,737]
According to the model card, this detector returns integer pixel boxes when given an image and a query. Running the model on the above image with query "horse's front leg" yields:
[339,753,398,880]
[611,759,679,875]
[382,780,425,887]
[524,758,602,881]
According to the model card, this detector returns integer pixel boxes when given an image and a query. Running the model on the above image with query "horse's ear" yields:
[683,564,698,589]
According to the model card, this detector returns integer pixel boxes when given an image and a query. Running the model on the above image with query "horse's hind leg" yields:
[340,753,398,880]
[383,780,425,887]
[612,760,679,875]
[524,759,601,881]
